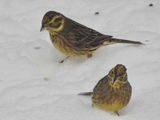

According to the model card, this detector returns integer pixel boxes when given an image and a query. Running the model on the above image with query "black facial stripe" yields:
[52,22,61,28]
[54,17,62,23]
[114,68,117,76]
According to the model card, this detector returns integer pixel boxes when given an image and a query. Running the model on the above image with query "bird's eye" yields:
[111,71,114,74]
[54,17,62,23]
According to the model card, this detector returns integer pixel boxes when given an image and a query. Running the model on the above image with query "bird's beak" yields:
[40,25,45,32]
[112,76,117,84]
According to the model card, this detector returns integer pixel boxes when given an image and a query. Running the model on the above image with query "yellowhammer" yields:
[79,64,132,116]
[40,11,142,63]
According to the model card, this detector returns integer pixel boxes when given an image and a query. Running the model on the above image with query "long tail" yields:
[111,38,143,44]
[78,92,93,96]
[103,37,143,45]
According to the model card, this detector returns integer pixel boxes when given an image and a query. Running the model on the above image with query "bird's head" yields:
[40,11,65,34]
[108,64,128,86]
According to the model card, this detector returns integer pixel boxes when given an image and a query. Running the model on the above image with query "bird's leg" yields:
[115,111,119,116]
[87,54,92,58]
[60,56,70,63]
[92,103,94,108]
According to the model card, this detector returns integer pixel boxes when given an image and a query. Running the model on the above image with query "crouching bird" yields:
[40,11,142,63]
[79,64,132,116]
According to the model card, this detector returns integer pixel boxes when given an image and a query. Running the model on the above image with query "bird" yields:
[78,64,132,116]
[40,11,142,63]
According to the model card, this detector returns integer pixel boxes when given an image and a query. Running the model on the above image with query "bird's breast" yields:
[49,34,95,57]
[49,34,82,56]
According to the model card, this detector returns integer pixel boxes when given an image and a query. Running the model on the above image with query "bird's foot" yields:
[60,56,69,63]
[92,103,94,108]
[87,54,92,58]
[115,111,119,116]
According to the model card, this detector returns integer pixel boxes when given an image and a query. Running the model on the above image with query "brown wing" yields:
[93,75,108,94]
[93,78,132,106]
[93,75,115,104]
[68,18,113,48]
[63,18,142,47]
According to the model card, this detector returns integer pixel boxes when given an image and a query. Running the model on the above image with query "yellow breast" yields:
[92,101,126,112]
[50,34,95,57]
[50,34,74,56]
[92,82,131,112]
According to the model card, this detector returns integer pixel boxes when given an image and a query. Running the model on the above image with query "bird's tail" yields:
[78,92,93,96]
[103,37,143,45]
[111,38,143,44]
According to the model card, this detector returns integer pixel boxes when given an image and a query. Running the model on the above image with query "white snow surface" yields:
[0,0,160,119]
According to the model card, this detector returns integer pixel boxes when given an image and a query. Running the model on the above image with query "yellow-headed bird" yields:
[40,11,142,63]
[79,64,132,116]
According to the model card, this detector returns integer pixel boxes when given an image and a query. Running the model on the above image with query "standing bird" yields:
[40,11,142,63]
[79,64,132,116]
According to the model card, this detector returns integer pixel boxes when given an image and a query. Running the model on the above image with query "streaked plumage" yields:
[79,64,132,116]
[40,11,142,62]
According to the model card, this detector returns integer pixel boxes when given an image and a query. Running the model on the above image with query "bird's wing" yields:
[93,75,108,94]
[70,20,112,48]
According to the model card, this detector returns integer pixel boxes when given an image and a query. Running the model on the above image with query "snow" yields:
[0,0,160,119]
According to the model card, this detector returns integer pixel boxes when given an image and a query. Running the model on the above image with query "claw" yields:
[59,56,69,63]
[115,111,119,116]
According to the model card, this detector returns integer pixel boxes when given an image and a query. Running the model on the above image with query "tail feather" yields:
[112,38,143,44]
[78,92,93,96]
[103,37,143,45]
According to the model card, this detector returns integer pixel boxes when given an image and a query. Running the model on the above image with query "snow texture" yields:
[0,0,160,119]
